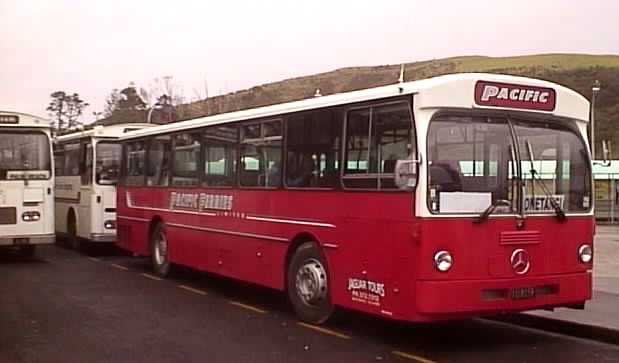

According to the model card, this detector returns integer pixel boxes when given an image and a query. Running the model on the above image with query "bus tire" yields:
[150,222,170,277]
[19,245,36,258]
[287,241,334,324]
[67,211,80,250]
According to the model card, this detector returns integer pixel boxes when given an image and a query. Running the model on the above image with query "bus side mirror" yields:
[394,159,419,190]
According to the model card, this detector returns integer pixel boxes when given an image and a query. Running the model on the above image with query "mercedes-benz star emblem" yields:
[510,249,530,275]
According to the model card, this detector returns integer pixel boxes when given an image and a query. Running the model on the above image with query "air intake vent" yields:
[500,231,541,245]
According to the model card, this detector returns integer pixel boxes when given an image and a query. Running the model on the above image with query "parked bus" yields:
[0,111,54,256]
[54,124,151,249]
[116,74,594,323]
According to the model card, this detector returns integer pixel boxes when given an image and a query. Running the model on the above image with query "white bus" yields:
[0,111,55,257]
[54,123,151,248]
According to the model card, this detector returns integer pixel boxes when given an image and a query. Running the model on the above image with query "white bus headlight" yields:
[22,211,40,222]
[578,244,593,263]
[104,220,116,229]
[434,250,453,272]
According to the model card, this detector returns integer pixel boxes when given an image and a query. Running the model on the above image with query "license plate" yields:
[511,287,536,300]
[13,238,29,245]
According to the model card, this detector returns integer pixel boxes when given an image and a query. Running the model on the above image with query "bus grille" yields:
[500,231,541,245]
[0,207,17,225]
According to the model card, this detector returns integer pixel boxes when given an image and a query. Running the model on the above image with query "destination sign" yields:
[475,81,556,111]
[524,194,564,212]
[0,115,19,124]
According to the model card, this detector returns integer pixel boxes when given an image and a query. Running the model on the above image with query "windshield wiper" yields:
[524,140,566,221]
[474,199,512,224]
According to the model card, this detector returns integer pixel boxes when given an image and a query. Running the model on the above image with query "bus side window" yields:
[54,146,65,176]
[285,109,341,188]
[239,120,282,188]
[172,133,200,187]
[64,143,81,176]
[81,142,93,185]
[147,135,171,186]
[124,141,146,186]
[203,126,238,187]
[343,102,413,190]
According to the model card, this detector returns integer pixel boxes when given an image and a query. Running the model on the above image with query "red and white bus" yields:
[116,73,594,323]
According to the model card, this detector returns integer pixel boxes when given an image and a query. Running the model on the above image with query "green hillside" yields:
[104,54,619,157]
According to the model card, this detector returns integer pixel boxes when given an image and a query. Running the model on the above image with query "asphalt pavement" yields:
[1,244,619,363]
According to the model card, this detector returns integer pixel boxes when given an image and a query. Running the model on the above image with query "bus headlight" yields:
[578,244,593,263]
[22,211,40,222]
[433,250,453,272]
[104,220,116,229]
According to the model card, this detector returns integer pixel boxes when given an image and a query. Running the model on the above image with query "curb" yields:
[486,313,619,346]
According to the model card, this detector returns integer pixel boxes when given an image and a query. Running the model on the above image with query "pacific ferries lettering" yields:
[169,192,233,211]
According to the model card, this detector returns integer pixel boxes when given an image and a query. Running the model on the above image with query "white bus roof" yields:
[0,111,50,128]
[120,73,590,141]
[55,123,153,143]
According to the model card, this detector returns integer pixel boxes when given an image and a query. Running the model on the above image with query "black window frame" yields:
[341,98,416,191]
[238,118,283,189]
[283,107,343,190]
[202,124,239,188]
[170,132,202,187]
[146,134,173,187]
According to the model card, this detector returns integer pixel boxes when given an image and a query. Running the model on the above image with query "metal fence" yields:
[594,175,619,223]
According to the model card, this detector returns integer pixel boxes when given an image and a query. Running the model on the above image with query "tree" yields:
[140,75,185,107]
[103,89,122,117]
[118,84,147,111]
[105,84,148,116]
[46,91,89,133]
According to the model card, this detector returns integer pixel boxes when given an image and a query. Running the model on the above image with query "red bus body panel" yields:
[117,186,593,322]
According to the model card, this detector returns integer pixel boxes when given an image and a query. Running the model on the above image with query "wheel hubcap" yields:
[154,231,168,266]
[295,258,327,306]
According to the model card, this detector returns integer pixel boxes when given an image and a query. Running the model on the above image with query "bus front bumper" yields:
[0,233,55,246]
[415,272,591,318]
[90,233,116,243]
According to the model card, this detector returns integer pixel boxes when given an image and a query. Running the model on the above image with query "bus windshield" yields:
[0,131,51,180]
[427,114,591,215]
[96,142,122,185]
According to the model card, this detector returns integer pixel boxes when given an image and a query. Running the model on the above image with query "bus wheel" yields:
[287,241,333,324]
[19,245,36,258]
[150,223,170,277]
[67,212,80,250]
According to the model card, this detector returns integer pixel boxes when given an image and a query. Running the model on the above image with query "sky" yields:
[1,0,618,123]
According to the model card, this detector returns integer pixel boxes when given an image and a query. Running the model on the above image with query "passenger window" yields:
[124,141,146,186]
[54,148,65,176]
[147,135,171,186]
[172,133,200,186]
[63,143,81,176]
[203,126,238,187]
[285,109,341,188]
[81,142,93,185]
[240,120,282,187]
[343,102,413,189]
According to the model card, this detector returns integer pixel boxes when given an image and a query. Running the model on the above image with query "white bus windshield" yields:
[427,115,591,215]
[96,142,122,185]
[0,131,51,180]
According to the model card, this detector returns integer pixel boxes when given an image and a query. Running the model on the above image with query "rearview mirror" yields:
[394,159,419,190]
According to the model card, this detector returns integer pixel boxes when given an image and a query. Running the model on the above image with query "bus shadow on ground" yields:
[114,255,563,359]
